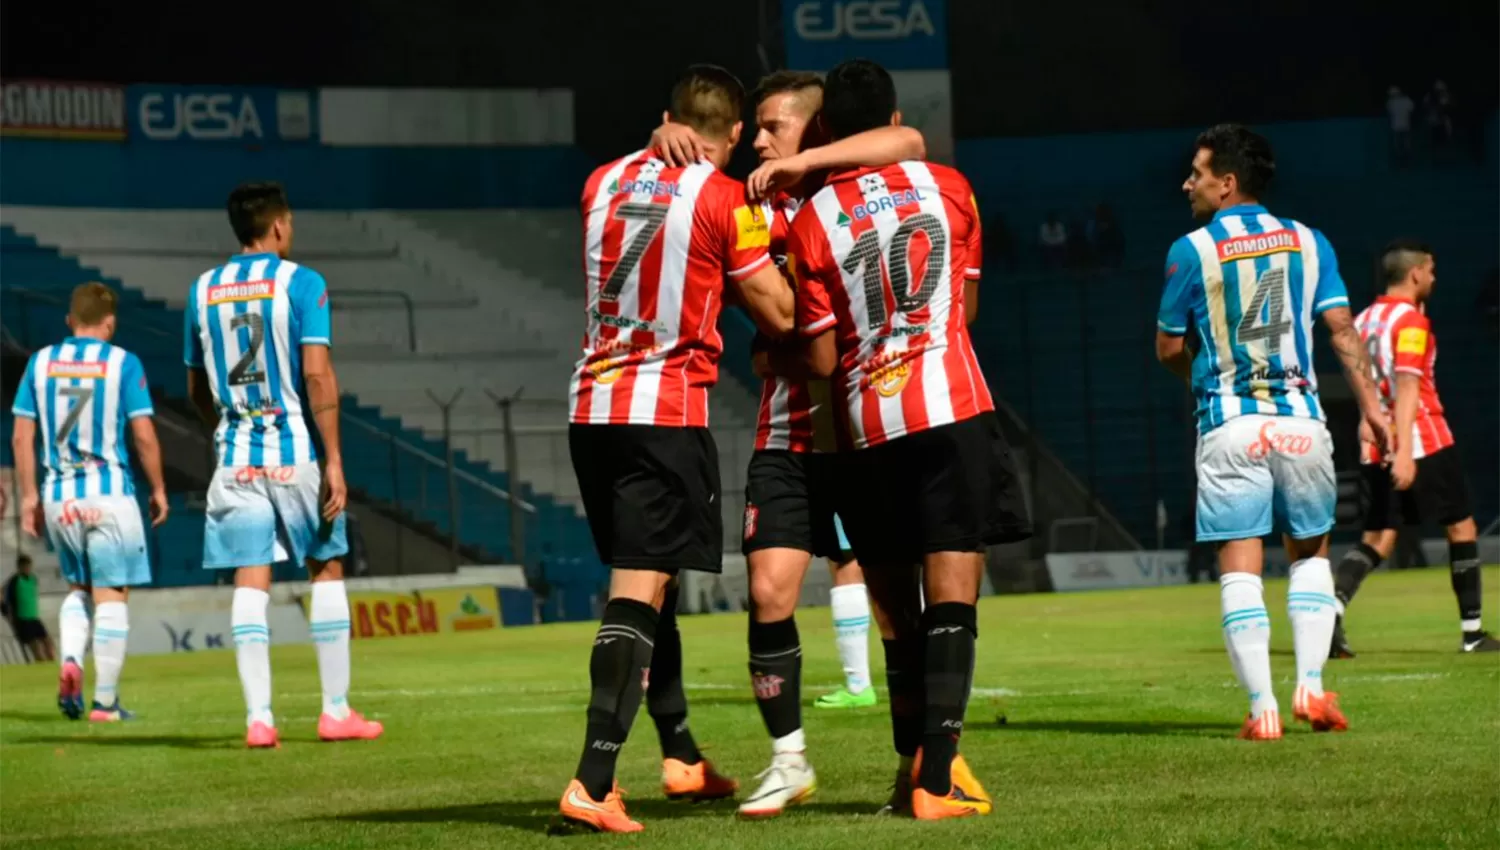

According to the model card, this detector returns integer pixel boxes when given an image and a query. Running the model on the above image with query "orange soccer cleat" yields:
[1237,710,1283,741]
[318,710,384,742]
[662,756,738,802]
[908,749,993,819]
[1293,688,1349,732]
[552,779,643,834]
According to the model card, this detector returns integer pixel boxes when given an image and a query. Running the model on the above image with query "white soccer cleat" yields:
[737,755,816,818]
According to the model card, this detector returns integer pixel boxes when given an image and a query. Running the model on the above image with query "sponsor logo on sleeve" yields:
[734,204,771,250]
[1396,326,1428,356]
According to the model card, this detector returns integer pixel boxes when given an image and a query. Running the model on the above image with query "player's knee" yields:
[830,557,863,586]
[308,558,345,582]
[1446,517,1478,544]
[608,567,673,609]
[748,568,798,622]
[1284,533,1329,562]
[923,551,983,605]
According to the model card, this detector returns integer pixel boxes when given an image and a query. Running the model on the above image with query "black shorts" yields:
[1361,446,1473,531]
[742,450,848,558]
[841,412,1031,565]
[15,618,48,642]
[569,424,723,574]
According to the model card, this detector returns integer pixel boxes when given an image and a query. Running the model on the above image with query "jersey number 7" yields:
[841,213,948,327]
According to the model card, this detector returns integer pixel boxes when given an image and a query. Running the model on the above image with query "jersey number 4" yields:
[840,212,949,328]
[1234,267,1292,355]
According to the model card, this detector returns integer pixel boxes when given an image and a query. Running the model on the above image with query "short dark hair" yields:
[227,182,290,246]
[751,71,823,107]
[1194,124,1276,199]
[1380,238,1434,287]
[821,59,897,140]
[18,554,32,568]
[668,64,745,139]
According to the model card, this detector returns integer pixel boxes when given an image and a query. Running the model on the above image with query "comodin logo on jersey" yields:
[1217,230,1300,262]
[207,279,275,305]
[47,360,108,379]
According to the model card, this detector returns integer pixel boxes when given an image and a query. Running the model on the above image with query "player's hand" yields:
[321,462,348,522]
[1391,453,1417,491]
[1361,409,1392,459]
[747,154,810,201]
[19,495,41,538]
[650,123,708,168]
[149,489,170,528]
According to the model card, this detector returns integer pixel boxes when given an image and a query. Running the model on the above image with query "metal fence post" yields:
[486,388,527,566]
[427,389,464,568]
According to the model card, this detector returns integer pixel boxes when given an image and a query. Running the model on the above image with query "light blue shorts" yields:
[1196,415,1337,542]
[203,463,348,569]
[44,495,152,588]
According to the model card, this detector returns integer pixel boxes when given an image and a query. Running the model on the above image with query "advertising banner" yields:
[783,1,948,71]
[319,88,573,147]
[126,85,316,143]
[0,79,127,141]
[1045,551,1190,592]
[331,586,500,639]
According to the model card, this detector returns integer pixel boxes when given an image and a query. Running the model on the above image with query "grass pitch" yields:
[2,568,1497,849]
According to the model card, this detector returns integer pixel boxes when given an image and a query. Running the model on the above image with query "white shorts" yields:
[1196,414,1336,542]
[44,495,151,588]
[204,463,348,569]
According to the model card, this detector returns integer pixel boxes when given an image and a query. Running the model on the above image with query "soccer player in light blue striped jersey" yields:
[10,283,169,722]
[184,182,380,748]
[1155,125,1389,740]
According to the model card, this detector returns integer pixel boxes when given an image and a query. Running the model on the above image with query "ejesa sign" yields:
[793,0,936,41]
[138,92,263,141]
[785,0,948,71]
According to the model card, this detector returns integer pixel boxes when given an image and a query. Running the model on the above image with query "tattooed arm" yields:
[1323,306,1391,456]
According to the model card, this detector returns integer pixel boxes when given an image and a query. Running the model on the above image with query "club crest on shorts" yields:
[743,504,759,540]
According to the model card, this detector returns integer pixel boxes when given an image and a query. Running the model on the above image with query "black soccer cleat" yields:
[1329,616,1356,660]
[1461,631,1500,653]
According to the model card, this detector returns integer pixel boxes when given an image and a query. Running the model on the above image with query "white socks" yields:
[92,602,129,707]
[1221,572,1276,720]
[309,581,353,719]
[772,728,806,758]
[829,583,872,694]
[1287,557,1336,699]
[58,590,90,668]
[231,587,274,728]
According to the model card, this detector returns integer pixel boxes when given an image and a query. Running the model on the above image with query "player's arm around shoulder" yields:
[718,177,793,338]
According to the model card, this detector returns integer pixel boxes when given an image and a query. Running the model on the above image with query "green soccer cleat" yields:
[815,687,878,709]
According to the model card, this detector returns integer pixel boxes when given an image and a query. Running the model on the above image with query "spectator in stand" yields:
[1386,85,1415,167]
[3,555,54,662]
[1039,211,1068,269]
[1425,80,1454,160]
[1087,203,1126,269]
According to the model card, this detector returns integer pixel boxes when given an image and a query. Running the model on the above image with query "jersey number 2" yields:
[1235,267,1292,355]
[228,313,266,387]
[840,212,948,328]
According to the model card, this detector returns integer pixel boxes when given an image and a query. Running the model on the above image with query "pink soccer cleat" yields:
[57,660,84,720]
[318,710,384,742]
[246,721,280,749]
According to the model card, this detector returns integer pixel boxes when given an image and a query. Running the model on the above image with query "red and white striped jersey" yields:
[754,191,838,452]
[570,150,773,427]
[787,161,991,449]
[1354,295,1453,463]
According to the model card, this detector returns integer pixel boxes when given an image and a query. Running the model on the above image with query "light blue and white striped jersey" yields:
[11,338,154,502]
[1157,204,1349,435]
[184,253,332,467]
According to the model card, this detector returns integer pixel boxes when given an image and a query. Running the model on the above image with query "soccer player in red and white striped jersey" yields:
[785,60,1030,821]
[557,65,797,835]
[1332,240,1497,656]
[654,70,929,818]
